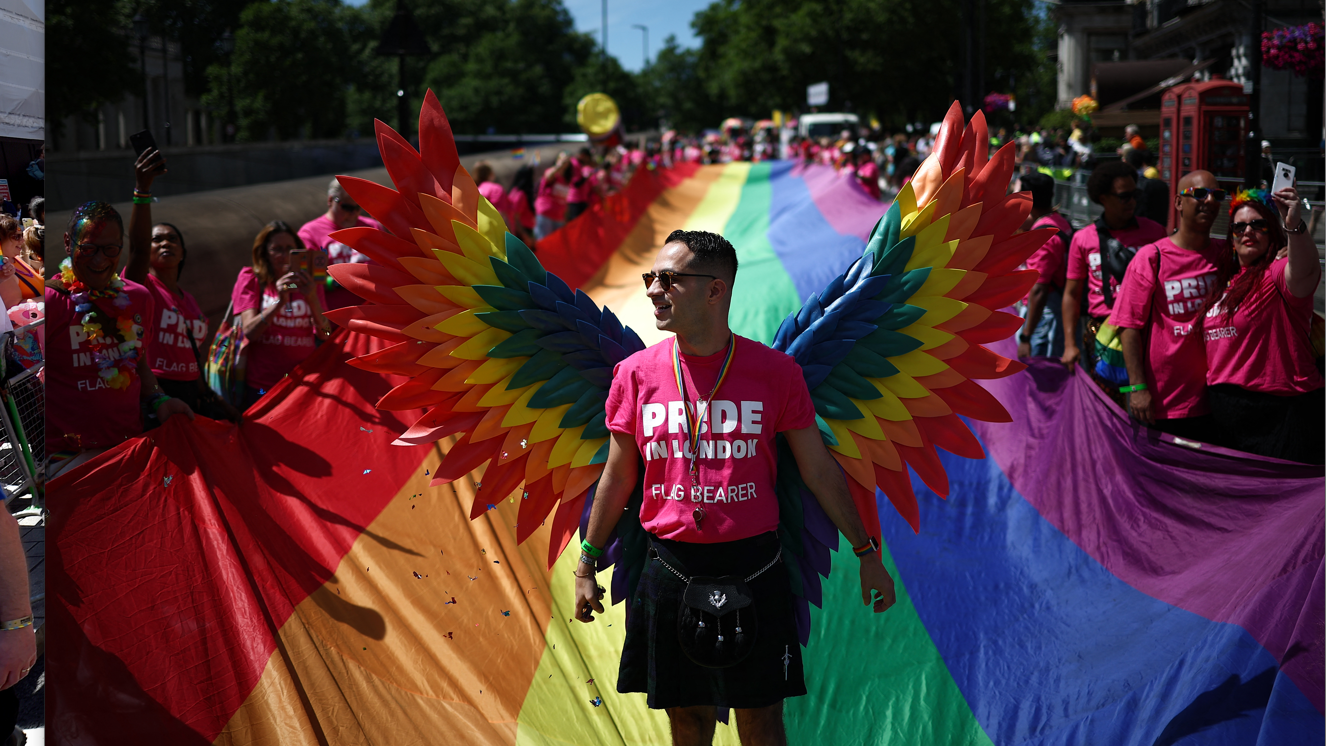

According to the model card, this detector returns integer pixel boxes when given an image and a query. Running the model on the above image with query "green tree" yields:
[49,0,139,138]
[688,0,1055,131]
[203,0,355,141]
[637,35,724,133]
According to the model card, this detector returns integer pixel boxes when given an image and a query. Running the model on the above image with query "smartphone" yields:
[288,249,309,277]
[1271,162,1295,194]
[129,129,157,157]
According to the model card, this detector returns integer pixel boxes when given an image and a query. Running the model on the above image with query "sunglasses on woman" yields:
[642,270,717,291]
[334,197,362,214]
[1178,187,1228,202]
[1230,219,1270,236]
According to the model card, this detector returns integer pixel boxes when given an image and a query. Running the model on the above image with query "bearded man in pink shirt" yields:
[573,230,895,746]
[1110,171,1228,440]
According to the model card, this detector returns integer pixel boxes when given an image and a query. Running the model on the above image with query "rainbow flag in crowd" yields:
[50,163,1322,744]
[511,147,525,159]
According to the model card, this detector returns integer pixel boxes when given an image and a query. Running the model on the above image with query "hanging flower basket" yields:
[1262,23,1324,79]
[1071,95,1098,117]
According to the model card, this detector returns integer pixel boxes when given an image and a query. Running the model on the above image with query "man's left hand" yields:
[157,397,195,423]
[859,558,896,613]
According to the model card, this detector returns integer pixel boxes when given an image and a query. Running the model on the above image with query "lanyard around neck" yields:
[672,334,736,474]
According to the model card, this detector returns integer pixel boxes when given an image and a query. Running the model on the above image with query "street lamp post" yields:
[632,24,648,68]
[134,13,150,134]
[220,30,235,143]
[375,0,432,140]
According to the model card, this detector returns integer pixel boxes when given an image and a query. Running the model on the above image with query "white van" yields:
[798,113,860,140]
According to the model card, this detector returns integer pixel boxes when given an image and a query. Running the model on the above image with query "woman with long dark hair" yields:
[231,221,330,409]
[126,147,220,420]
[1202,186,1322,463]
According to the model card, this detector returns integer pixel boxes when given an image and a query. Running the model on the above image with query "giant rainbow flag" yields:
[50,162,1323,744]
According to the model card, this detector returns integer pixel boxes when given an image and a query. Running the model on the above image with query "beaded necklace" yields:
[60,259,143,390]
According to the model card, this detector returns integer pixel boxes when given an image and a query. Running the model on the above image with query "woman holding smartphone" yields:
[230,221,330,409]
[125,147,227,422]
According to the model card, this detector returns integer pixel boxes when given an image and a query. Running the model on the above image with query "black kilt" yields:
[617,531,806,710]
[1207,384,1325,464]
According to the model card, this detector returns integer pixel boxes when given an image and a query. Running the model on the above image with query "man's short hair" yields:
[665,229,738,283]
[1087,160,1137,204]
[1021,173,1055,210]
[1123,146,1146,170]
[1124,124,1140,136]
[328,177,345,200]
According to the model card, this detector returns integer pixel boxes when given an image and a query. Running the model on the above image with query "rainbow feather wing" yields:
[774,103,1050,542]
[323,91,645,568]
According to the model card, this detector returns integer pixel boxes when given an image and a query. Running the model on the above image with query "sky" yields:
[343,0,711,73]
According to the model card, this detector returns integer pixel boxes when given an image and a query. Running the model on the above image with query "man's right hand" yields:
[573,574,604,623]
[1128,389,1156,426]
[1061,344,1080,370]
[0,626,35,690]
[134,147,167,192]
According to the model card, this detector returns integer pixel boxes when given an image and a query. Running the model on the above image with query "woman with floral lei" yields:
[45,201,193,478]
[1202,185,1323,463]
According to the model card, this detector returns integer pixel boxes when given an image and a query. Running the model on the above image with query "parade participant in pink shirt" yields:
[565,148,598,223]
[534,153,573,241]
[1062,160,1167,371]
[46,201,193,478]
[297,178,385,310]
[853,149,882,201]
[1016,173,1074,359]
[231,221,331,409]
[575,230,895,744]
[1203,187,1322,463]
[124,147,237,423]
[473,161,534,247]
[1110,170,1227,439]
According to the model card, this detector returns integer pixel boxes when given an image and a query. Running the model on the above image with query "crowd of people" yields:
[42,122,1323,481]
[1015,155,1322,464]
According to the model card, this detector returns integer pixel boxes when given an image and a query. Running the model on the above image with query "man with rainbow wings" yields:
[324,93,1046,745]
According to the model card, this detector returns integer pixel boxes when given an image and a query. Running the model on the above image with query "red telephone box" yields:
[1159,78,1249,232]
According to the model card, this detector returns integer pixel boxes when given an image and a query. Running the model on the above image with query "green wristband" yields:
[132,195,153,205]
[580,540,603,559]
[1119,383,1148,393]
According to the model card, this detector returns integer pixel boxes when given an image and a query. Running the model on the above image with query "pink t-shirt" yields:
[505,189,535,230]
[1066,217,1168,318]
[1108,237,1226,419]
[605,336,816,543]
[143,273,207,381]
[46,279,155,453]
[855,161,881,200]
[534,173,569,220]
[1204,257,1323,395]
[567,162,595,204]
[1026,212,1072,290]
[477,180,506,210]
[297,213,384,266]
[231,267,326,392]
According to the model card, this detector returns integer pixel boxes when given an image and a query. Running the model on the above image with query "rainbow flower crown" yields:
[1229,188,1276,218]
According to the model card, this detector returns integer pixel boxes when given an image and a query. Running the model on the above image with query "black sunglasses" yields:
[75,242,122,259]
[1105,190,1138,202]
[1230,219,1270,235]
[642,270,717,291]
[1179,188,1228,202]
[334,197,362,213]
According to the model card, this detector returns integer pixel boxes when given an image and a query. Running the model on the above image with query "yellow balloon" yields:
[576,93,620,138]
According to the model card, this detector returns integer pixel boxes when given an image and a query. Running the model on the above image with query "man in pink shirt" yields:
[1110,171,1227,438]
[297,178,384,310]
[1061,161,1167,371]
[1016,174,1073,359]
[574,230,895,744]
